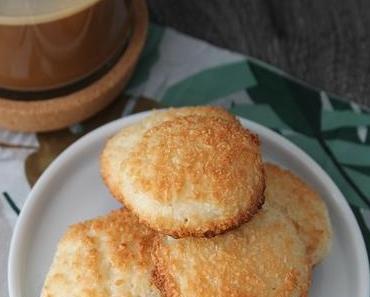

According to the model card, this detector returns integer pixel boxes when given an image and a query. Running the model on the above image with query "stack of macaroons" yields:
[41,106,332,297]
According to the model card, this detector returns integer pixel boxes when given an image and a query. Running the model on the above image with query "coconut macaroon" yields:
[264,163,332,266]
[152,207,311,297]
[40,209,160,297]
[101,106,238,200]
[102,108,265,238]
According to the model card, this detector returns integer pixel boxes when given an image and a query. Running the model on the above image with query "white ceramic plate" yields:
[8,111,370,297]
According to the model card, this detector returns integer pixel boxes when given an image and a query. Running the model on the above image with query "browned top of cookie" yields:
[153,207,311,297]
[40,209,160,297]
[119,114,265,237]
[264,163,332,265]
[101,106,238,202]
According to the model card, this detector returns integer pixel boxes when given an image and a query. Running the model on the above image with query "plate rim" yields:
[8,110,370,297]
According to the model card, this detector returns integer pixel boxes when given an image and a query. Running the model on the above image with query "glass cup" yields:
[0,0,130,92]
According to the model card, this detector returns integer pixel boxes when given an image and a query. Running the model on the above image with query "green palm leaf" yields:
[245,60,370,210]
[162,61,256,106]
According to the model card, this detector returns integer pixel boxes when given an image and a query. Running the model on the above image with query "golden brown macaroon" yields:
[264,163,332,266]
[153,207,311,297]
[111,113,264,238]
[101,106,264,238]
[101,106,238,201]
[40,209,160,297]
